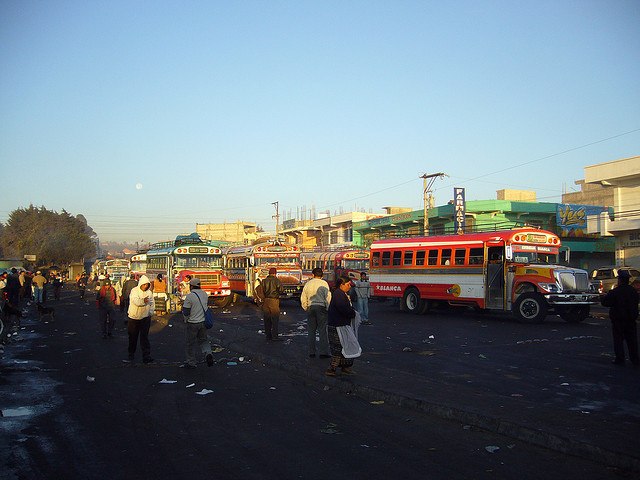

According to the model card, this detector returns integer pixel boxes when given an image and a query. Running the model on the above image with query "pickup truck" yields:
[591,266,640,293]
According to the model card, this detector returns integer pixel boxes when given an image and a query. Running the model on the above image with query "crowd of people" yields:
[3,263,635,374]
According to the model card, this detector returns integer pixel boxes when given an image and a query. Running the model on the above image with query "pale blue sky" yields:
[1,0,639,242]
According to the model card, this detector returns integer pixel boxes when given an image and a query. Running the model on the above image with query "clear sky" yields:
[1,0,639,243]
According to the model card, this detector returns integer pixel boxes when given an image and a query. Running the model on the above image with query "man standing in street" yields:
[261,267,284,341]
[120,273,138,322]
[354,271,372,325]
[181,277,214,369]
[125,275,155,364]
[300,267,331,358]
[32,270,47,304]
[601,269,639,366]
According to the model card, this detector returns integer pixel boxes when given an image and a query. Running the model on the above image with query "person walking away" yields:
[181,277,214,368]
[300,267,331,358]
[5,268,21,308]
[354,272,372,325]
[120,273,138,322]
[32,271,47,304]
[601,269,639,365]
[261,268,284,341]
[77,273,88,299]
[326,275,357,376]
[53,275,63,300]
[22,271,33,302]
[18,271,26,302]
[97,278,117,338]
[126,275,155,364]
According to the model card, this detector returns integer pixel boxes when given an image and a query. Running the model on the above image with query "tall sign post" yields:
[421,172,446,235]
[454,187,466,234]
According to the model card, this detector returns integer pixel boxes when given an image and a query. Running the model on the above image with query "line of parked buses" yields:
[103,228,601,324]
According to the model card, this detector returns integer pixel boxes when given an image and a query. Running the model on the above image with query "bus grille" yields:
[558,271,589,292]
[194,273,221,287]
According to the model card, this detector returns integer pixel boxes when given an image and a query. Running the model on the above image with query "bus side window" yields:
[393,251,402,266]
[372,252,380,267]
[455,248,466,265]
[404,250,414,266]
[416,250,425,266]
[441,249,452,266]
[469,247,483,265]
[382,251,391,266]
[428,250,438,266]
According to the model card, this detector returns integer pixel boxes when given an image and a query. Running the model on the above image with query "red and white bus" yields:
[300,248,370,287]
[146,234,232,308]
[224,242,304,299]
[369,228,600,323]
[129,253,147,279]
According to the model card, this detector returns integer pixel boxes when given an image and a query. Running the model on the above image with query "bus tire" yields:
[212,296,232,308]
[558,305,589,323]
[513,292,547,323]
[402,287,424,314]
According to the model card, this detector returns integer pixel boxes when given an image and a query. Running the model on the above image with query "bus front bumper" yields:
[544,293,600,305]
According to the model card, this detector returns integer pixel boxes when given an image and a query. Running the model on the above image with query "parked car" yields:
[591,266,640,293]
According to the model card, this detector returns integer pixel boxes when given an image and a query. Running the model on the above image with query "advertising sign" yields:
[454,187,465,234]
[556,204,606,237]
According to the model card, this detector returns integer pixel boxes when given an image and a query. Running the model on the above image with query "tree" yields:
[0,205,97,265]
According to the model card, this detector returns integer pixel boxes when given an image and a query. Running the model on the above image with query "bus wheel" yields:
[212,296,232,308]
[559,305,589,323]
[402,287,424,314]
[513,292,547,323]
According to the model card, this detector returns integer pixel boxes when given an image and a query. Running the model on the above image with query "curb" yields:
[217,334,640,473]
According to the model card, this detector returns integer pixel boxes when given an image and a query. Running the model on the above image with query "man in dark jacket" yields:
[601,269,639,365]
[120,274,138,320]
[260,268,284,341]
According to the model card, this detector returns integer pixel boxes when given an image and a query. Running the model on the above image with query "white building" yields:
[586,155,640,266]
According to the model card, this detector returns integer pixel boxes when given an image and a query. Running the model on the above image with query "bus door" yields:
[485,245,505,309]
[246,257,256,297]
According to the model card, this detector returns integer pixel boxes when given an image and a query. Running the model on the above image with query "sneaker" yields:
[206,353,214,367]
[325,368,337,377]
[143,357,154,364]
[122,356,134,364]
[341,367,355,375]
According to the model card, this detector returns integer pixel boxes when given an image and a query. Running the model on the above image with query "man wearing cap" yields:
[125,275,155,364]
[181,277,214,368]
[260,268,284,341]
[32,271,47,304]
[601,269,639,366]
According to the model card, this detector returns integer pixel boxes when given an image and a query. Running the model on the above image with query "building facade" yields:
[584,155,640,267]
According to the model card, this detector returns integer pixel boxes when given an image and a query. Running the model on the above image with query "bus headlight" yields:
[539,283,561,293]
[222,281,230,287]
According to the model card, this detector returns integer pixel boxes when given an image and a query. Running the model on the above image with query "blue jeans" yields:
[357,298,369,321]
[34,286,43,303]
[307,305,329,356]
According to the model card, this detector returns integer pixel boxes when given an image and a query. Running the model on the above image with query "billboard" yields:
[556,204,607,237]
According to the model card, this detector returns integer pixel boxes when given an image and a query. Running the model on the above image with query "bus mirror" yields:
[505,246,513,260]
[560,248,570,264]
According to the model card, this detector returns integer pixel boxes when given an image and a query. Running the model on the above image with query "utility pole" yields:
[421,173,446,235]
[272,201,280,242]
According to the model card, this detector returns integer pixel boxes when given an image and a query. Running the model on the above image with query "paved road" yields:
[0,289,637,479]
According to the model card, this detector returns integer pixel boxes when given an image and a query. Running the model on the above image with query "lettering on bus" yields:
[376,285,402,292]
[189,247,209,254]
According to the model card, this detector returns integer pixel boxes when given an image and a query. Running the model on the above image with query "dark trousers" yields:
[262,297,280,339]
[120,297,130,314]
[99,308,116,335]
[128,316,151,360]
[612,320,639,363]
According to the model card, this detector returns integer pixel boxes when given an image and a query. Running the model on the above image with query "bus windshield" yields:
[344,259,370,270]
[174,255,222,268]
[511,249,558,265]
[256,256,299,265]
